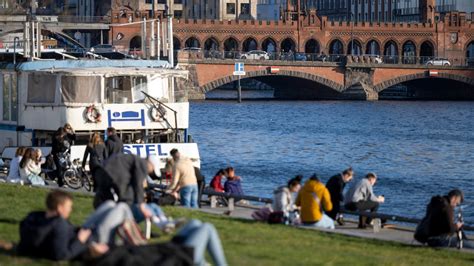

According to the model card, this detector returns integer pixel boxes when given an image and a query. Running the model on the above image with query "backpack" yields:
[268,211,286,224]
[116,219,147,246]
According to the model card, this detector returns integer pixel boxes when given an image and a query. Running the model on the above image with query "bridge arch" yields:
[173,36,182,50]
[420,40,435,63]
[402,40,416,64]
[347,38,363,55]
[129,36,141,50]
[185,36,201,48]
[365,39,381,55]
[204,36,220,51]
[328,38,344,55]
[374,72,474,93]
[242,37,258,52]
[304,38,320,54]
[383,40,399,64]
[281,37,297,53]
[261,37,277,53]
[466,40,474,59]
[200,69,344,94]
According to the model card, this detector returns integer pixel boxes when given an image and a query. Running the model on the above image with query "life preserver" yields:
[149,105,166,122]
[84,105,101,123]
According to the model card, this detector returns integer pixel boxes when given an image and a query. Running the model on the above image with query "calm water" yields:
[189,101,474,223]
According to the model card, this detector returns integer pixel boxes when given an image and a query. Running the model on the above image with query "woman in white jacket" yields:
[7,147,26,183]
[272,175,303,217]
[19,148,45,186]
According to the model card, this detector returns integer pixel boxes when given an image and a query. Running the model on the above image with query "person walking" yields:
[51,127,72,187]
[326,167,354,224]
[344,173,384,229]
[82,132,107,177]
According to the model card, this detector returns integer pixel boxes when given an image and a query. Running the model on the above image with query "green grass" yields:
[0,184,473,265]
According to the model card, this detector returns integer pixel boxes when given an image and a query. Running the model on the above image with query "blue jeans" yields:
[131,203,168,224]
[303,213,335,230]
[180,184,199,208]
[175,219,227,266]
[83,201,133,245]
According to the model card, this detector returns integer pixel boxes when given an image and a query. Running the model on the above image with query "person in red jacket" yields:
[210,169,225,192]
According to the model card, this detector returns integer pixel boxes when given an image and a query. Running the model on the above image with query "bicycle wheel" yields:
[63,169,82,189]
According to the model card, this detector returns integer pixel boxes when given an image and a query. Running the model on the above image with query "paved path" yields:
[198,204,473,253]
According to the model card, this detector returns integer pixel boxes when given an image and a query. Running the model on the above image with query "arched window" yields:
[185,37,200,48]
[329,39,343,55]
[305,39,320,54]
[242,38,258,52]
[347,40,362,55]
[383,40,398,64]
[402,41,416,64]
[420,41,434,64]
[262,38,277,54]
[365,40,380,55]
[281,38,296,53]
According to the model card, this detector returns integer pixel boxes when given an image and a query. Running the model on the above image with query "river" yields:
[189,100,474,223]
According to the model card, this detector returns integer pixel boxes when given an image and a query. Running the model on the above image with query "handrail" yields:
[141,90,179,142]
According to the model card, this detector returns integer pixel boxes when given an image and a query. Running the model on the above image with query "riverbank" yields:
[0,184,473,265]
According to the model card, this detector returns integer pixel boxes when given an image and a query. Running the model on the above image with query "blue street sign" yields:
[233,62,245,76]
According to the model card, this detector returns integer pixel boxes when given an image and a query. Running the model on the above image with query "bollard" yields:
[210,195,217,208]
[228,198,235,211]
[373,218,381,233]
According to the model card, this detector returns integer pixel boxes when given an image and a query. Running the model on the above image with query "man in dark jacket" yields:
[18,190,116,260]
[105,127,123,157]
[325,167,353,224]
[415,189,473,248]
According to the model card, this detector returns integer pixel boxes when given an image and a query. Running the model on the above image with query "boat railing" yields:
[141,91,179,142]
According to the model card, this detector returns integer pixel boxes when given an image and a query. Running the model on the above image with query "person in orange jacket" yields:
[296,174,334,229]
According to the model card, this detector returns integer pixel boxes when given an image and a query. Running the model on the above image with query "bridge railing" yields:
[178,50,474,68]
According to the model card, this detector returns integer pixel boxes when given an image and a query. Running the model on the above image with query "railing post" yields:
[210,195,217,208]
[228,197,235,211]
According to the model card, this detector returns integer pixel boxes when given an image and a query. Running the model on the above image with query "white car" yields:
[240,50,269,60]
[425,58,451,66]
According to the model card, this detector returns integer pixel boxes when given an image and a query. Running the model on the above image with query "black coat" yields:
[326,174,346,204]
[18,211,87,261]
[94,154,147,208]
[82,143,107,169]
[105,134,123,157]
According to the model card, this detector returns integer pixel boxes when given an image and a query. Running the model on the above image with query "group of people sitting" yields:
[263,167,471,249]
[209,167,244,196]
[7,147,47,186]
[17,153,229,265]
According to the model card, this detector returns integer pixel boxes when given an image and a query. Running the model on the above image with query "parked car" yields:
[182,47,201,52]
[425,58,451,66]
[240,50,269,60]
[90,44,116,53]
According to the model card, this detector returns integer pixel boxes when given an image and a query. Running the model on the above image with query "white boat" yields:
[0,59,199,172]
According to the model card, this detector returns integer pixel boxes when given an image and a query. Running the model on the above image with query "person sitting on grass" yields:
[295,174,334,229]
[18,190,126,260]
[18,190,229,265]
[6,146,25,183]
[273,175,302,218]
[223,167,244,196]
[344,173,385,229]
[19,148,45,186]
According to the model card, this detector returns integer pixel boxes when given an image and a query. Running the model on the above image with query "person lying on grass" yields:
[17,190,229,265]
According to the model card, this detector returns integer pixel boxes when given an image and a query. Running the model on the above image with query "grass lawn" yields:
[0,183,473,265]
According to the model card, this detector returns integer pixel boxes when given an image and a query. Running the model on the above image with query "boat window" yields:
[3,74,18,121]
[27,73,56,103]
[105,76,147,104]
[61,76,101,103]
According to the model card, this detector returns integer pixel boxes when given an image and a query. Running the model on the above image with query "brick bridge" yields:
[176,56,474,100]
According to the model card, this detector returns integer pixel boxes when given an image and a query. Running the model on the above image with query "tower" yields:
[419,0,435,23]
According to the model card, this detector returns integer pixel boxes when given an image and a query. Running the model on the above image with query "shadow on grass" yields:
[0,218,21,225]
